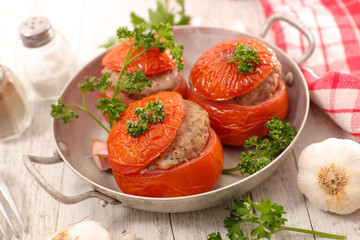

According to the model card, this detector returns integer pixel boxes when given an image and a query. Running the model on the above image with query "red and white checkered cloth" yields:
[259,0,360,142]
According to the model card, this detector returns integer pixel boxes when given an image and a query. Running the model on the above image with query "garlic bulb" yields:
[42,219,114,240]
[297,138,360,214]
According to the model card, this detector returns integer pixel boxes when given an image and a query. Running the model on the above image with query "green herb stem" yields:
[72,103,110,133]
[221,166,240,174]
[113,41,136,96]
[280,226,346,239]
[113,45,150,97]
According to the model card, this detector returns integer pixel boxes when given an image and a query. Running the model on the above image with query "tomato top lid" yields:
[190,38,278,101]
[102,39,176,75]
[107,91,185,174]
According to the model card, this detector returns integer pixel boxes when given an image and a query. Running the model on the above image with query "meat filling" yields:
[231,61,282,105]
[102,67,182,101]
[144,100,210,172]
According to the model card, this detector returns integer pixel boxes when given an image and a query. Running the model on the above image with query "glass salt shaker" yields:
[0,64,31,142]
[15,16,76,99]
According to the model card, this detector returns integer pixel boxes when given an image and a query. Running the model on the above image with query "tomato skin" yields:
[102,40,176,75]
[188,77,289,146]
[111,128,224,197]
[190,38,277,101]
[108,92,185,175]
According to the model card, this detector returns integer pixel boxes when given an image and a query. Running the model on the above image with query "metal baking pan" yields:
[23,14,314,213]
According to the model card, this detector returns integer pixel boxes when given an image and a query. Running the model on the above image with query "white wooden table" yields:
[0,0,359,239]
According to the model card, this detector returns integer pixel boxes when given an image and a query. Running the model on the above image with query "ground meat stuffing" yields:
[144,100,210,171]
[230,61,282,105]
[101,67,182,100]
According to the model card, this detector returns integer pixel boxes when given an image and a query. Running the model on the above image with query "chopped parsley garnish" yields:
[126,100,167,137]
[227,43,260,75]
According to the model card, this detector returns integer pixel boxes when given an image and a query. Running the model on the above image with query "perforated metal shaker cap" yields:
[18,16,55,48]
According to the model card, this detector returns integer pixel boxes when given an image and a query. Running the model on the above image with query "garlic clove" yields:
[297,138,360,214]
[119,233,137,240]
[91,139,110,171]
[42,219,114,240]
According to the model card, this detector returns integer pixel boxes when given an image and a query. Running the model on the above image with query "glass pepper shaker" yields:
[15,16,76,99]
[0,64,31,141]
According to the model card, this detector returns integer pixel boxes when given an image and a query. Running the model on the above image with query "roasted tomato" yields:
[102,39,176,75]
[101,39,188,104]
[107,91,224,197]
[188,38,289,146]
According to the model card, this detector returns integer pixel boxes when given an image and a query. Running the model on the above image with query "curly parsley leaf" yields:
[151,23,184,70]
[120,70,152,95]
[51,72,122,133]
[117,23,184,71]
[126,119,149,137]
[126,100,166,137]
[78,72,112,95]
[207,197,345,240]
[227,43,260,75]
[225,197,286,240]
[78,76,97,93]
[50,99,79,124]
[95,96,128,126]
[114,23,184,96]
[223,117,297,175]
[206,232,223,240]
[265,118,297,147]
[133,25,157,50]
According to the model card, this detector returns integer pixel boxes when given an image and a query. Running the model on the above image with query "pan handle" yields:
[258,13,315,65]
[23,152,121,207]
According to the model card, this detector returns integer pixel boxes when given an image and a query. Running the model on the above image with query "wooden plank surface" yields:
[0,0,359,239]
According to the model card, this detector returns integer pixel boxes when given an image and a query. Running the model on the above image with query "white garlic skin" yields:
[297,138,360,214]
[119,233,137,240]
[42,220,114,240]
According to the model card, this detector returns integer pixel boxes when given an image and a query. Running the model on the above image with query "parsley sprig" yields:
[222,118,297,175]
[101,0,190,48]
[51,23,183,134]
[51,73,117,132]
[227,43,260,75]
[131,0,190,27]
[207,197,346,240]
[113,23,184,96]
[126,101,167,137]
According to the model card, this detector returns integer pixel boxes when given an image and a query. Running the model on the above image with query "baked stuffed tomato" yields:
[107,91,223,197]
[101,39,188,105]
[188,38,289,146]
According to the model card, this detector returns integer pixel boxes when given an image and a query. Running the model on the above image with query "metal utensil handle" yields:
[259,13,315,65]
[23,152,121,207]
